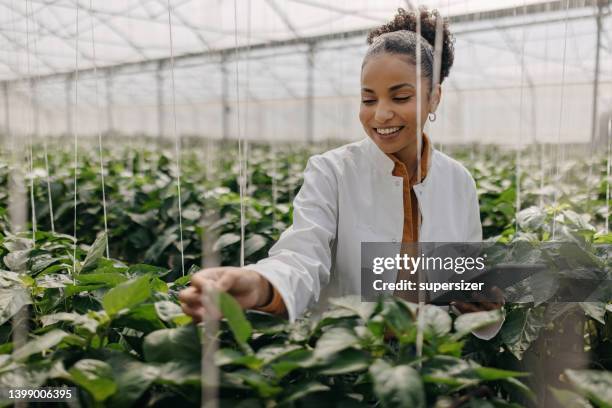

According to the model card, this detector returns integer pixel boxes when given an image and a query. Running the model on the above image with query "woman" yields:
[179,7,503,339]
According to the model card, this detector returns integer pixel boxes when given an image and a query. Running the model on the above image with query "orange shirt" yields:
[255,134,431,316]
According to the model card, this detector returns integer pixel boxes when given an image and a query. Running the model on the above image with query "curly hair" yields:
[364,7,455,87]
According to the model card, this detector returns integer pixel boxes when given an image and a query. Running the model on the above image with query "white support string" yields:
[166,0,186,276]
[24,0,37,243]
[29,2,54,233]
[551,0,570,241]
[234,0,246,268]
[89,0,110,258]
[72,3,80,279]
[539,9,551,209]
[415,7,425,367]
[515,1,528,234]
[606,118,611,234]
[244,0,252,235]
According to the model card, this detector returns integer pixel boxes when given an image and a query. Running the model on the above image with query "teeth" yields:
[376,127,401,135]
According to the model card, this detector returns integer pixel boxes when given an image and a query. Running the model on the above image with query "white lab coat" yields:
[248,137,503,339]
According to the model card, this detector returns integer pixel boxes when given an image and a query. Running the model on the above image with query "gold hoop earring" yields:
[428,112,437,122]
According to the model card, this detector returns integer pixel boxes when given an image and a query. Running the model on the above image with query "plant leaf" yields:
[102,274,151,317]
[565,369,612,408]
[370,359,425,408]
[68,359,117,402]
[219,292,252,347]
[81,233,108,272]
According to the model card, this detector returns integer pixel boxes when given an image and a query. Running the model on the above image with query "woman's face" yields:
[359,53,439,157]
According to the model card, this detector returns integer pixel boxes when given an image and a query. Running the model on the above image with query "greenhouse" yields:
[0,0,610,407]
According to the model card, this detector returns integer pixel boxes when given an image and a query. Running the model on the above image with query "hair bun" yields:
[367,7,455,82]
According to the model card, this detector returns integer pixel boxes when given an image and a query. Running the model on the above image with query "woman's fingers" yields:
[191,268,223,291]
[180,301,205,322]
[178,286,200,306]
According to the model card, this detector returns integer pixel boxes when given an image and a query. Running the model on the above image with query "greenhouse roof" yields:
[0,0,610,143]
[0,0,607,81]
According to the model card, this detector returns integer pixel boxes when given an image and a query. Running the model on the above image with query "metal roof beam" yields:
[2,0,604,84]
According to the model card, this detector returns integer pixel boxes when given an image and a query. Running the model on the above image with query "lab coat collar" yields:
[364,135,435,181]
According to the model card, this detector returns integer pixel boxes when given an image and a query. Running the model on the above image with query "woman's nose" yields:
[374,102,394,123]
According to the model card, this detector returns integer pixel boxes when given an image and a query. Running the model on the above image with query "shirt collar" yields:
[364,133,433,181]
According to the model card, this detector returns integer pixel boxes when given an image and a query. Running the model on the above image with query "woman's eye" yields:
[394,96,412,102]
[361,100,376,105]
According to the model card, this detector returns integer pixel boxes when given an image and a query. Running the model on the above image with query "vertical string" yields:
[244,0,252,231]
[605,118,611,234]
[415,7,424,367]
[539,9,551,209]
[234,0,245,268]
[24,0,36,242]
[166,0,185,276]
[89,0,109,258]
[515,1,527,234]
[551,0,570,241]
[72,4,80,278]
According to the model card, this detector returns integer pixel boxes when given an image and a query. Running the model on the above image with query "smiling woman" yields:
[180,6,503,339]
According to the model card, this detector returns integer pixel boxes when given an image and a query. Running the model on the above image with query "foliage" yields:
[0,232,533,407]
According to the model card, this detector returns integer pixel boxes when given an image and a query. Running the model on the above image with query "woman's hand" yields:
[178,267,272,322]
[450,286,505,314]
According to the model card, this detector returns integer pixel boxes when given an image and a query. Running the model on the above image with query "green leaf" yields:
[516,207,546,231]
[500,307,546,360]
[215,349,261,369]
[328,296,377,321]
[549,387,593,408]
[244,234,267,257]
[144,232,177,264]
[68,359,117,402]
[317,348,371,375]
[106,354,160,408]
[381,300,416,341]
[127,264,170,277]
[579,302,606,324]
[154,300,184,322]
[225,369,282,398]
[81,233,108,272]
[76,273,127,287]
[0,286,31,326]
[422,356,479,387]
[279,380,330,405]
[565,369,612,408]
[255,344,301,365]
[421,305,452,338]
[219,292,252,346]
[143,325,201,363]
[102,274,151,317]
[369,359,425,408]
[41,312,99,333]
[154,361,200,386]
[453,309,503,339]
[112,303,166,333]
[213,233,241,252]
[12,329,69,362]
[314,327,359,360]
[269,349,314,378]
[472,366,528,380]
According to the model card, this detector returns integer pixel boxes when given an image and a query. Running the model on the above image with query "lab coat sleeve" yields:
[246,155,338,323]
[464,173,505,340]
